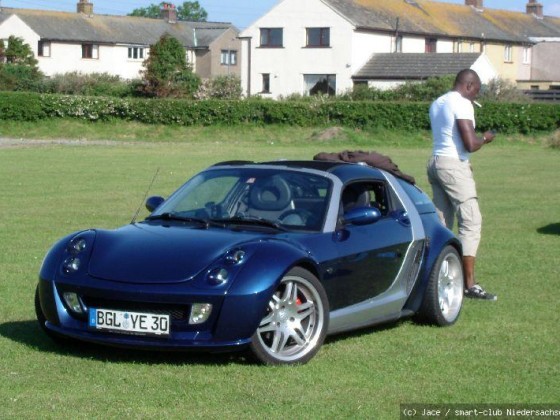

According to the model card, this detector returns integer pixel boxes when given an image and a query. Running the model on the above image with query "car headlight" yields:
[207,268,229,285]
[202,248,248,288]
[60,231,95,276]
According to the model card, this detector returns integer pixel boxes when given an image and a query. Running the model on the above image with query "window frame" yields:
[504,44,513,63]
[82,43,99,59]
[303,74,336,96]
[522,46,531,64]
[260,28,283,48]
[425,38,437,53]
[220,49,238,66]
[306,27,330,48]
[38,40,51,57]
[261,73,271,94]
[394,35,403,53]
[127,46,144,60]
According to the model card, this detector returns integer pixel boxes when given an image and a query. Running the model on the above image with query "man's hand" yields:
[482,130,496,144]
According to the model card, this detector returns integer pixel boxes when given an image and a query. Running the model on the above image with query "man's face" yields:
[464,81,481,101]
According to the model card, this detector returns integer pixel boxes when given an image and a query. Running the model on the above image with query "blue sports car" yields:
[36,158,464,365]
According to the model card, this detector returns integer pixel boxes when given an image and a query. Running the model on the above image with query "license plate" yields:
[89,308,170,336]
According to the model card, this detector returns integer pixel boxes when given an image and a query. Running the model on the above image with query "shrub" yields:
[0,64,43,91]
[138,34,200,98]
[0,91,558,134]
[479,77,530,103]
[40,72,136,97]
[195,75,242,100]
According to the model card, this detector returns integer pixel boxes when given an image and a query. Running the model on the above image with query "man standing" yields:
[427,69,497,300]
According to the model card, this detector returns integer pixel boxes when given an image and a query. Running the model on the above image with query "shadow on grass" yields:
[0,320,250,366]
[537,223,560,236]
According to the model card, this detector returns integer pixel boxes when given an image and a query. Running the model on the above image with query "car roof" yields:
[212,160,387,184]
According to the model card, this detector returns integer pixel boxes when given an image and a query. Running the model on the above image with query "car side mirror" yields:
[343,207,382,226]
[145,196,165,212]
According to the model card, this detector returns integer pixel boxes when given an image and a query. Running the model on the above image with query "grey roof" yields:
[323,0,560,43]
[0,7,237,48]
[354,53,482,79]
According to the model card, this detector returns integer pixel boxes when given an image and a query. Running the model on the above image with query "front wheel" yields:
[417,245,464,326]
[249,267,329,365]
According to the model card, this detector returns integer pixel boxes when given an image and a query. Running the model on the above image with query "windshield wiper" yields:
[146,212,209,227]
[221,215,287,231]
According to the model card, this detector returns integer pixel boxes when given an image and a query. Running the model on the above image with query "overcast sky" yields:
[1,0,559,29]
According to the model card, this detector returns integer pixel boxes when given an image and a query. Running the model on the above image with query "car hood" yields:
[88,223,266,284]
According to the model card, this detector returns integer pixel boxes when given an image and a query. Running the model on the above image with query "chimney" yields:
[465,0,483,8]
[526,0,544,18]
[160,2,177,23]
[77,0,93,15]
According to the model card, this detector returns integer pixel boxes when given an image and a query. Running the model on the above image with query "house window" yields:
[523,46,531,64]
[38,41,51,57]
[504,45,513,62]
[128,47,144,60]
[306,28,330,47]
[82,43,99,59]
[260,28,283,48]
[469,42,476,52]
[425,38,437,53]
[262,74,271,93]
[220,50,237,66]
[304,74,336,96]
[455,41,464,53]
[394,35,403,53]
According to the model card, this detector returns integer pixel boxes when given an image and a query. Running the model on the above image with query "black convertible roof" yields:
[213,151,416,184]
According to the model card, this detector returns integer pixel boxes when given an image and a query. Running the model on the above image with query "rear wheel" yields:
[417,246,463,326]
[249,267,329,365]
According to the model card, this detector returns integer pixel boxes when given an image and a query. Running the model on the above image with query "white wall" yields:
[352,31,392,72]
[437,40,454,53]
[402,36,425,53]
[471,54,498,84]
[240,0,356,98]
[0,15,40,53]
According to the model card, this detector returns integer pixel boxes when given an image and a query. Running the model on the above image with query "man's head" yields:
[453,69,481,101]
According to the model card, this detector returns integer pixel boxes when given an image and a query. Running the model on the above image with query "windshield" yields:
[149,168,332,232]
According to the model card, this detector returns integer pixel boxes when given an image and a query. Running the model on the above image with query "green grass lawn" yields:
[0,122,558,418]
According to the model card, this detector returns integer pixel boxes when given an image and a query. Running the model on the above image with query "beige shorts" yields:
[427,155,482,257]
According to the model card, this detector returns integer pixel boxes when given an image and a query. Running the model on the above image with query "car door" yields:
[323,181,414,311]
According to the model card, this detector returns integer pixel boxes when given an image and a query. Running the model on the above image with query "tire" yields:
[249,267,329,365]
[417,245,463,326]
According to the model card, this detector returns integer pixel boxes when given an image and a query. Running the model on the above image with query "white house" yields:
[239,0,560,98]
[0,1,241,80]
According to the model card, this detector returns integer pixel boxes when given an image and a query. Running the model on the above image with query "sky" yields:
[1,0,559,29]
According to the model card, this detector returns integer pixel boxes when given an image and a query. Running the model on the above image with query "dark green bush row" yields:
[0,92,558,133]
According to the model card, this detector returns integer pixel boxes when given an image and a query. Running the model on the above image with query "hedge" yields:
[0,91,558,133]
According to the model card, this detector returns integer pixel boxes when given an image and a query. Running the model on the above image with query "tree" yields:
[139,34,200,97]
[4,35,38,66]
[128,2,208,22]
[0,36,43,91]
[177,2,207,21]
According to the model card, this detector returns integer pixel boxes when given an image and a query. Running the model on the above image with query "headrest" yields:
[249,175,292,211]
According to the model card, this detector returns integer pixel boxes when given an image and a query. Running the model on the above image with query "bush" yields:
[0,64,43,91]
[195,75,242,100]
[479,77,530,103]
[40,72,136,97]
[0,91,558,134]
